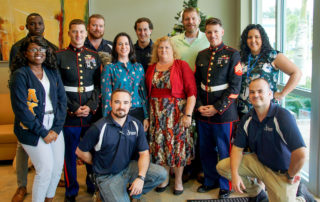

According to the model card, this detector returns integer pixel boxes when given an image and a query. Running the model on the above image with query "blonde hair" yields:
[149,36,180,64]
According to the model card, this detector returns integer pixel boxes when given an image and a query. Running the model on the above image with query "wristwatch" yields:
[285,171,294,180]
[137,175,145,181]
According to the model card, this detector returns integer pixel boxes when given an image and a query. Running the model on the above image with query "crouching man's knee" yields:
[216,157,231,180]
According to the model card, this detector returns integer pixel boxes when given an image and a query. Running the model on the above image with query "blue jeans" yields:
[96,161,167,202]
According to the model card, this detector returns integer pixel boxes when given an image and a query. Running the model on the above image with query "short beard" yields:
[89,32,103,40]
[112,111,127,119]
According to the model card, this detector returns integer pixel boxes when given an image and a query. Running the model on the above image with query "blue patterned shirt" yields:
[238,50,279,114]
[101,61,148,118]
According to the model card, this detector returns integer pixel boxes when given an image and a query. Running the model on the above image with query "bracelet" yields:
[285,171,294,180]
[184,114,192,117]
[137,175,145,181]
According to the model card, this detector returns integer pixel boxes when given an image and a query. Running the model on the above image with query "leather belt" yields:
[64,85,94,93]
[201,83,229,92]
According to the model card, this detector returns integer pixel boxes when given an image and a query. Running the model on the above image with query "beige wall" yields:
[89,0,249,49]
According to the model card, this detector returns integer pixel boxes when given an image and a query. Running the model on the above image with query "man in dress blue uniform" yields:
[76,89,167,202]
[56,19,101,202]
[133,17,153,72]
[10,13,59,202]
[195,17,242,198]
[217,78,307,202]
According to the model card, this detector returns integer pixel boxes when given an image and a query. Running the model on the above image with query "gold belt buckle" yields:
[78,86,85,93]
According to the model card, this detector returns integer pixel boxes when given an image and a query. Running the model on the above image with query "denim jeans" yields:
[16,141,29,188]
[96,160,167,202]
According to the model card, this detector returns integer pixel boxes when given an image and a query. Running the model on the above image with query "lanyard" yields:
[246,54,260,82]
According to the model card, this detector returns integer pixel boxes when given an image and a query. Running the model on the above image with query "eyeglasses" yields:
[27,48,47,53]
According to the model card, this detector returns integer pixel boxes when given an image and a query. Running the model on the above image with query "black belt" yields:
[272,169,287,174]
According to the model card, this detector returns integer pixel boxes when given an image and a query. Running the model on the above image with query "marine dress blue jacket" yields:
[10,66,67,146]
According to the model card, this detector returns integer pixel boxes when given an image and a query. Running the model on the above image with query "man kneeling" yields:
[76,89,167,201]
[217,78,307,202]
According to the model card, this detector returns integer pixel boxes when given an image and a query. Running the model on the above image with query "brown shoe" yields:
[44,198,53,202]
[11,187,27,202]
[58,179,65,187]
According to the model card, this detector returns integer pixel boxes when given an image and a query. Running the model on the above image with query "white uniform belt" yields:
[201,83,229,92]
[64,85,94,93]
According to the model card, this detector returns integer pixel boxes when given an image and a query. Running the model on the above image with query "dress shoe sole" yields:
[155,183,169,193]
[173,189,184,195]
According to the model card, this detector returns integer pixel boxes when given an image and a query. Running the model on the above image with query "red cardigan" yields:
[146,59,197,98]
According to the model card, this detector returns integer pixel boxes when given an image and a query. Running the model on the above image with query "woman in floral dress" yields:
[145,36,196,195]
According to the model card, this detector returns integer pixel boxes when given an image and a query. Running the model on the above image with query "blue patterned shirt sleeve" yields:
[101,63,113,117]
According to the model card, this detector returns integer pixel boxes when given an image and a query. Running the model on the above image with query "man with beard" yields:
[171,7,209,71]
[56,19,101,202]
[76,89,167,202]
[84,14,112,66]
[134,17,153,72]
[171,7,209,184]
[10,13,58,202]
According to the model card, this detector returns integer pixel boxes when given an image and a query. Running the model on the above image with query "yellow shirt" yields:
[171,31,209,71]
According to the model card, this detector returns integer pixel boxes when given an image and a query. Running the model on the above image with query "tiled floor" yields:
[1,160,319,202]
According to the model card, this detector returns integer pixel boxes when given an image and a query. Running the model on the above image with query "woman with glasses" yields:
[9,36,67,202]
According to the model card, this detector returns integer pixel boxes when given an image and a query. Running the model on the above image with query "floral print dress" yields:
[149,69,194,167]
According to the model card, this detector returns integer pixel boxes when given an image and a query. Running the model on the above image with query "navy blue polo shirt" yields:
[234,103,306,171]
[134,40,153,72]
[84,37,112,53]
[79,114,149,175]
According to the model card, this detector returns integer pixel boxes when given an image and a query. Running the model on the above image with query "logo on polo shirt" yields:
[127,130,137,136]
[264,125,273,132]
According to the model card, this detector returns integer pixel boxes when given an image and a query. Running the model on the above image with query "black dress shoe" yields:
[173,189,184,195]
[197,184,219,193]
[155,182,169,193]
[219,189,231,199]
[64,195,76,202]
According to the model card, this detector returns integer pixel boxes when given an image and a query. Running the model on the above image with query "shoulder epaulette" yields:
[199,47,210,53]
[223,46,239,52]
[84,47,98,54]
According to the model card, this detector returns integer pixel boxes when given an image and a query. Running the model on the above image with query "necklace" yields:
[246,53,261,82]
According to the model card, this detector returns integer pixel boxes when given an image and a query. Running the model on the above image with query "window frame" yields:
[253,0,320,196]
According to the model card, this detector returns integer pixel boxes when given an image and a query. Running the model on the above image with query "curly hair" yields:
[11,36,57,75]
[240,24,274,62]
[111,32,136,64]
[149,36,180,65]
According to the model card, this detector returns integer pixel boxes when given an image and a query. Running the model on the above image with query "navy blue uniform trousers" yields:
[197,120,233,190]
[63,126,95,196]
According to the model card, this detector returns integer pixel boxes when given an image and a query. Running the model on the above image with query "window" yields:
[254,0,313,182]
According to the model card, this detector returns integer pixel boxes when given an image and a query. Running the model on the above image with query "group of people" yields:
[8,6,313,202]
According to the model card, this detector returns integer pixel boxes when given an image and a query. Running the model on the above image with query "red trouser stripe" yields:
[64,160,70,187]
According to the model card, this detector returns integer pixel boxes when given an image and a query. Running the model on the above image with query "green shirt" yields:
[171,31,209,71]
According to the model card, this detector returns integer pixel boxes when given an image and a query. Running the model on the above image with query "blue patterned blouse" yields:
[238,50,279,114]
[101,61,148,118]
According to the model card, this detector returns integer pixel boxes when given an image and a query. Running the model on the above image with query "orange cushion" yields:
[0,94,15,124]
[0,124,17,143]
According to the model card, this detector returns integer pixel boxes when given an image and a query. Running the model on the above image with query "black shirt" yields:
[134,40,153,72]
